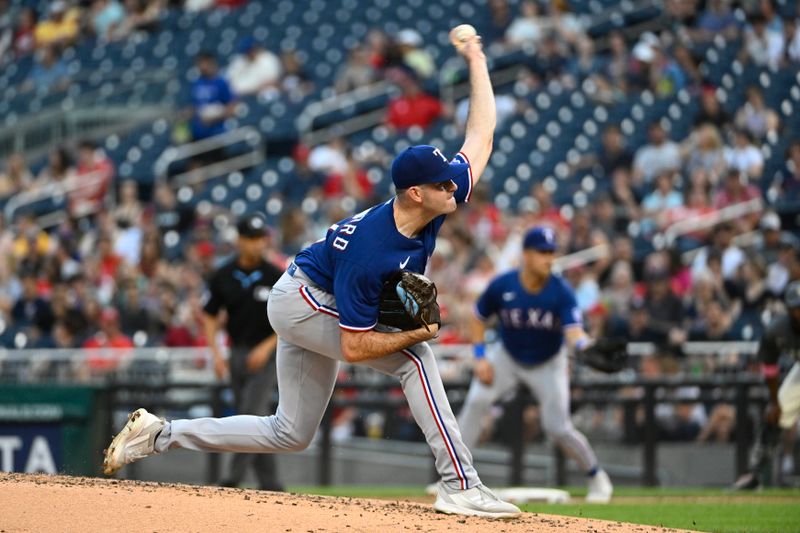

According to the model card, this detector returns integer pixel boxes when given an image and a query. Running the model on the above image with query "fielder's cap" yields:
[236,213,269,238]
[760,211,781,231]
[390,145,468,190]
[523,226,557,252]
[785,281,800,308]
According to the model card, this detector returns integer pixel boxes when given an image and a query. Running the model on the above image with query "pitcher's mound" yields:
[0,473,683,532]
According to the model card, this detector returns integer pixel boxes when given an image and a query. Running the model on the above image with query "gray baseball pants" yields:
[457,343,598,472]
[156,266,481,490]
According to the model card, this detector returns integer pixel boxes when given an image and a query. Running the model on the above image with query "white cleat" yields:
[433,482,521,519]
[425,482,438,496]
[103,408,165,475]
[586,469,613,503]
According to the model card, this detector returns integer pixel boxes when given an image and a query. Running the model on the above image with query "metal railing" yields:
[153,126,264,187]
[3,166,112,226]
[0,341,766,486]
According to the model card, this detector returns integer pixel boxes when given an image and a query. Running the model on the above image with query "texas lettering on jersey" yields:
[476,270,582,365]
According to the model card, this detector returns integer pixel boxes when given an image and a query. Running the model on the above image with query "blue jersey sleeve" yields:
[451,152,474,204]
[333,261,382,331]
[558,282,583,329]
[218,78,234,103]
[475,278,501,320]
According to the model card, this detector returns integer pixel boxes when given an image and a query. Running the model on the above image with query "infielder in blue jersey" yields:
[457,226,614,503]
[103,27,520,519]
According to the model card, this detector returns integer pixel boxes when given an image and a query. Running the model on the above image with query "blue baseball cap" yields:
[523,226,557,252]
[390,145,469,190]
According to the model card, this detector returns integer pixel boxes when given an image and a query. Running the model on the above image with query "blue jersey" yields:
[190,75,234,140]
[475,270,582,365]
[295,152,473,331]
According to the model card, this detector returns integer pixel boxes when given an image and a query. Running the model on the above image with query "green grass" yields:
[519,502,800,533]
[288,486,800,533]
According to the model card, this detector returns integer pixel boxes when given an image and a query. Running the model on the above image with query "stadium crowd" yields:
[0,0,799,461]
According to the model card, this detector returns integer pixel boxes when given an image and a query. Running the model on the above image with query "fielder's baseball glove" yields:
[378,271,441,332]
[576,337,629,373]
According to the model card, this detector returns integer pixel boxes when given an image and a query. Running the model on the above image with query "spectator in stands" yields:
[11,214,50,272]
[505,0,547,47]
[34,145,75,188]
[601,31,631,94]
[118,0,163,35]
[691,0,740,43]
[741,13,784,69]
[69,139,115,220]
[691,223,745,280]
[225,37,282,97]
[335,45,377,94]
[282,144,326,204]
[529,31,568,83]
[90,0,127,41]
[485,0,513,45]
[642,266,684,344]
[546,0,586,47]
[689,298,736,341]
[714,168,761,225]
[766,242,800,297]
[614,297,665,343]
[279,50,313,97]
[112,179,143,229]
[83,307,134,372]
[565,36,603,87]
[116,280,155,339]
[11,269,54,335]
[786,17,800,63]
[735,86,780,140]
[608,167,641,228]
[601,260,635,319]
[650,44,688,97]
[750,211,800,266]
[189,51,236,141]
[693,85,733,130]
[152,181,194,236]
[0,153,33,199]
[633,122,681,185]
[385,69,444,131]
[683,268,731,328]
[395,29,434,80]
[723,131,764,179]
[683,123,728,186]
[33,1,79,50]
[641,172,683,235]
[770,140,800,201]
[11,6,36,57]
[23,44,70,93]
[322,149,375,205]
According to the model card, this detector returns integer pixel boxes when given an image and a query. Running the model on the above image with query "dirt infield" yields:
[0,473,690,533]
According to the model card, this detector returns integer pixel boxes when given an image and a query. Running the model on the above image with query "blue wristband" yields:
[473,343,486,359]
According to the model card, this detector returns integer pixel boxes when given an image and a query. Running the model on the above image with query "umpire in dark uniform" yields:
[202,213,284,491]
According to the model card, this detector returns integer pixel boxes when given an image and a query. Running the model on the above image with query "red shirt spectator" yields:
[69,140,114,219]
[84,308,134,371]
[386,91,443,130]
[385,71,443,130]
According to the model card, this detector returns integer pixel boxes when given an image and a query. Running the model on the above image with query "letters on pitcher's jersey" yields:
[295,152,473,330]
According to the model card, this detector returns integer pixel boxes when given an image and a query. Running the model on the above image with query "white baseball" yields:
[450,24,477,49]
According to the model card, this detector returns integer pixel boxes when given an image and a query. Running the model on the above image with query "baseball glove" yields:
[576,337,628,373]
[378,271,441,332]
